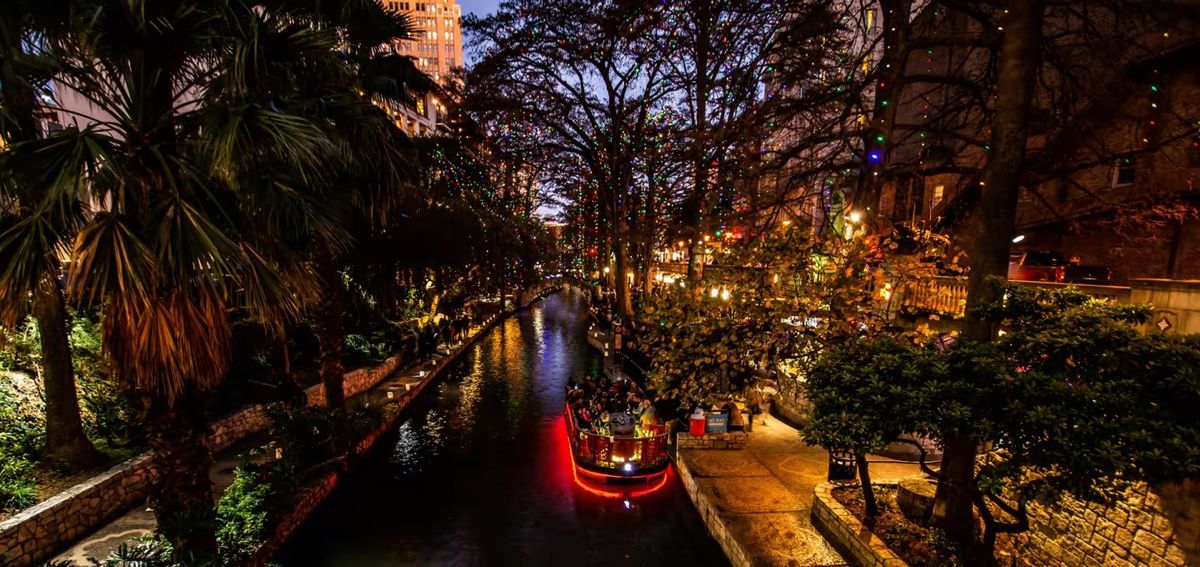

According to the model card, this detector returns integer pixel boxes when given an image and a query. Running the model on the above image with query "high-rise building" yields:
[384,0,464,85]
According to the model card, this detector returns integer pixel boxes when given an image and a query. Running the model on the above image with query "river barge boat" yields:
[563,398,670,487]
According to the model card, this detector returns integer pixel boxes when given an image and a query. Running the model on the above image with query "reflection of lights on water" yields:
[389,420,421,472]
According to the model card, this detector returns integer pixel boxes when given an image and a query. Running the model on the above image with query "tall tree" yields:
[0,0,404,558]
[931,0,1043,544]
[466,0,671,323]
[0,0,103,471]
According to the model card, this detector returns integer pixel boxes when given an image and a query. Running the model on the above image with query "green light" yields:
[875,134,885,143]
[1150,85,1159,92]
[880,100,889,107]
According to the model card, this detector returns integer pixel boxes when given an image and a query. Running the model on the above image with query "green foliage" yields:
[92,535,177,567]
[343,332,393,365]
[216,465,276,565]
[802,337,932,456]
[266,404,380,472]
[643,228,943,408]
[0,458,37,511]
[69,314,132,444]
[0,313,135,451]
[806,283,1200,553]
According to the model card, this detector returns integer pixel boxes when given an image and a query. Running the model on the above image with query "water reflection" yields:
[275,292,727,567]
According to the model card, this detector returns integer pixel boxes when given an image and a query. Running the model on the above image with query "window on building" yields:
[445,18,455,27]
[932,184,944,205]
[425,30,437,40]
[865,8,876,31]
[444,31,453,41]
[1112,154,1136,187]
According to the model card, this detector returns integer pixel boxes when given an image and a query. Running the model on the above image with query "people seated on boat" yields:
[576,405,593,430]
[637,399,655,428]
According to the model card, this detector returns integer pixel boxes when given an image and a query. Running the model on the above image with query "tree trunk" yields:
[34,279,102,470]
[614,238,636,323]
[930,435,978,539]
[856,452,879,517]
[144,389,218,564]
[315,247,347,410]
[934,0,1043,544]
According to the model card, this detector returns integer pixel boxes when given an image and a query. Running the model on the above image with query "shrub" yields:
[217,466,273,564]
[69,314,134,445]
[0,458,37,511]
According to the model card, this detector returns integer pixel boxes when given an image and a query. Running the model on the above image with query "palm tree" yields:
[239,0,432,410]
[0,0,104,471]
[1,1,329,560]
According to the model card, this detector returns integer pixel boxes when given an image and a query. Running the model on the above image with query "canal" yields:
[275,291,728,566]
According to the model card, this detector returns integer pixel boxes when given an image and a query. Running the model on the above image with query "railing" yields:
[899,276,1133,319]
[899,276,969,318]
[565,405,669,474]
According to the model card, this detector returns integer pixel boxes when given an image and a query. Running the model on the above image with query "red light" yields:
[558,415,670,499]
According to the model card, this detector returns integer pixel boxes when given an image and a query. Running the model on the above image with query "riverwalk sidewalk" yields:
[677,414,925,567]
[52,324,489,565]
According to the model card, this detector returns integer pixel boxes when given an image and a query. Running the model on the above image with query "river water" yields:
[275,291,728,566]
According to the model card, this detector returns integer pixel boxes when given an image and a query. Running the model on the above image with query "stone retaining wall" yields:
[1019,480,1198,567]
[0,354,408,567]
[811,482,908,567]
[0,455,156,566]
[675,452,755,567]
[676,431,750,450]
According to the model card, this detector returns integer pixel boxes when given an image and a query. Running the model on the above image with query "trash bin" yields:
[689,414,707,437]
[828,450,857,481]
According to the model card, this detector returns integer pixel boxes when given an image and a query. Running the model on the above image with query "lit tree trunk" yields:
[2,37,101,472]
[932,0,1043,548]
[856,452,879,517]
[34,278,103,470]
[145,388,218,564]
[686,0,712,284]
[315,246,347,410]
[614,236,635,323]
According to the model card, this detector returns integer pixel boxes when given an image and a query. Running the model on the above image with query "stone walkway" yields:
[678,414,927,567]
[51,326,484,565]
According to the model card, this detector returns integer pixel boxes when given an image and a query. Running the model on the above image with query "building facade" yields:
[381,0,465,137]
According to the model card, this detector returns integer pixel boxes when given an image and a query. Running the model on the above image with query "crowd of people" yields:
[415,312,475,357]
[566,375,661,437]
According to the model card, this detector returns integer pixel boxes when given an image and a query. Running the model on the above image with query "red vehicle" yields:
[1008,250,1112,284]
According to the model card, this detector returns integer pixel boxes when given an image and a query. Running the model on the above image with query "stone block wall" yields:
[211,405,271,452]
[303,356,404,408]
[811,482,907,567]
[1019,480,1199,567]
[0,455,156,566]
[676,431,750,450]
[0,355,408,567]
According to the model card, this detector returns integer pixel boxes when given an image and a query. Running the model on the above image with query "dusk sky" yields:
[460,0,501,17]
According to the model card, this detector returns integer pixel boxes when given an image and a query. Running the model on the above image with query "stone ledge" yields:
[0,354,409,567]
[677,430,751,450]
[811,482,909,567]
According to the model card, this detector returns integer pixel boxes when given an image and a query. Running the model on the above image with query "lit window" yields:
[866,9,876,31]
[933,185,944,204]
